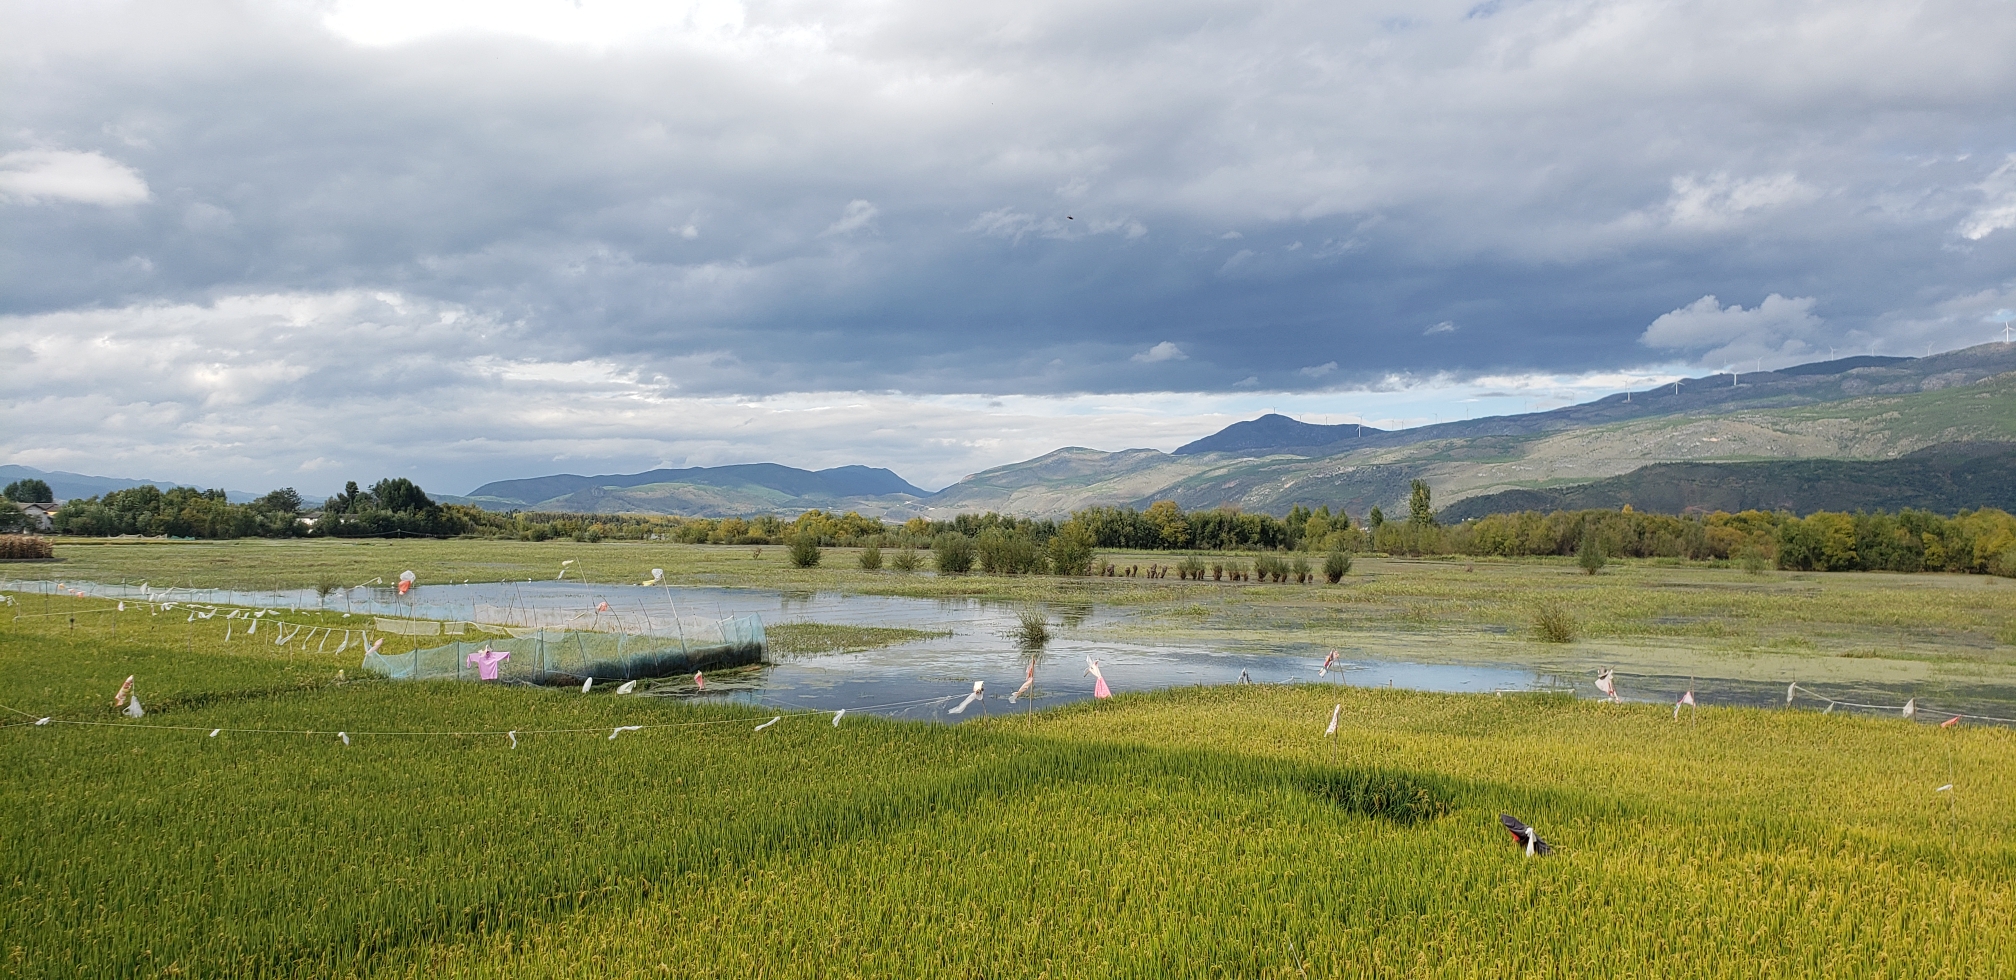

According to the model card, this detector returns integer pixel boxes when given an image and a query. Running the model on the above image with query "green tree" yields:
[932,532,975,574]
[4,478,54,503]
[1368,507,1385,530]
[787,533,822,568]
[1408,480,1435,527]
[254,488,303,514]
[1577,529,1607,575]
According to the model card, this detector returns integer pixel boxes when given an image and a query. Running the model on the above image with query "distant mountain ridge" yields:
[1173,352,1973,458]
[1437,442,2016,521]
[898,343,2016,521]
[0,464,263,504]
[447,463,927,517]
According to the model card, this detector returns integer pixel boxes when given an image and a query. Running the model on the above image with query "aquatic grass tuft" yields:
[1533,600,1579,642]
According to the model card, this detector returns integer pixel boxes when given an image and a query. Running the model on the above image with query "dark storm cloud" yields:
[5,0,2016,401]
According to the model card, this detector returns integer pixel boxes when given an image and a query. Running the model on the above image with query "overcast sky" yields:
[5,0,2015,494]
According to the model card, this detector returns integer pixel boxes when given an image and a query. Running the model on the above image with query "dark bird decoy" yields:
[1499,813,1552,857]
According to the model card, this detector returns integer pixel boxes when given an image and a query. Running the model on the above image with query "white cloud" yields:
[821,199,878,237]
[0,150,150,206]
[1640,294,1824,367]
[0,290,1697,493]
[1423,321,1456,336]
[1297,361,1338,378]
[1957,155,2016,241]
[1132,341,1187,363]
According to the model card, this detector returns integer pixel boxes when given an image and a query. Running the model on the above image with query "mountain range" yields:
[440,464,926,516]
[28,344,2016,520]
[0,465,263,505]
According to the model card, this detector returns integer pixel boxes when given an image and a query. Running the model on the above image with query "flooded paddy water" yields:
[13,575,2016,726]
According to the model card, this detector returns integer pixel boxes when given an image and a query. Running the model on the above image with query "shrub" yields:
[1577,530,1607,575]
[1014,610,1051,649]
[1046,529,1096,576]
[0,535,54,560]
[1532,601,1578,643]
[1290,554,1312,583]
[1739,545,1769,576]
[858,543,882,570]
[787,534,822,568]
[1177,555,1207,580]
[933,533,975,574]
[1323,551,1351,583]
[890,546,920,572]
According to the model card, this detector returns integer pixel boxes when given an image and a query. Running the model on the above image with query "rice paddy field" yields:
[4,540,2016,977]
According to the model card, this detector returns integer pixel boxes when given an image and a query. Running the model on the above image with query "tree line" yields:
[31,474,2016,578]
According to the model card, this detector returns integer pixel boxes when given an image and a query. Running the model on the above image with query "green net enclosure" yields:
[361,615,765,684]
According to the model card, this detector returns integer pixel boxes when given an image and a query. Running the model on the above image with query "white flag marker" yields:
[754,716,781,731]
[616,680,638,695]
[582,676,594,693]
[832,709,846,727]
[507,731,518,749]
[35,717,51,726]
[609,725,642,740]
[338,732,349,746]
[1936,784,1954,793]
[124,695,144,719]
[1324,704,1341,737]
[949,681,985,714]
[209,729,221,737]
[1902,698,1916,719]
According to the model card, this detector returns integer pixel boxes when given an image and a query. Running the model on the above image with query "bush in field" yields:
[1046,527,1096,576]
[1323,551,1351,583]
[858,543,882,570]
[1177,555,1207,580]
[1577,529,1607,575]
[1253,554,1289,582]
[1290,554,1312,583]
[976,528,1047,574]
[890,546,921,572]
[1014,609,1051,648]
[933,532,975,574]
[787,534,822,568]
[0,535,54,559]
[1532,601,1578,643]
[1739,545,1769,575]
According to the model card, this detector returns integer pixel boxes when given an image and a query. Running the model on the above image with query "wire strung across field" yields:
[0,691,974,740]
[1785,682,2016,726]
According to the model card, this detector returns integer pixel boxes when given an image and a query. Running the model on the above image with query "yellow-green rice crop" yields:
[3,596,2013,978]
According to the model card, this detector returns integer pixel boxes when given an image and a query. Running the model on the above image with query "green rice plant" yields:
[857,543,883,571]
[1533,600,1579,642]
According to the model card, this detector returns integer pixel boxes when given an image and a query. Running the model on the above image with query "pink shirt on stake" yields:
[466,648,511,681]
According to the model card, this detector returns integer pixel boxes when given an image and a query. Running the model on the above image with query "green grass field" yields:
[4,590,2015,978]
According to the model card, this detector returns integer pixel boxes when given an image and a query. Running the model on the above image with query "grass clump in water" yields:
[1533,600,1579,642]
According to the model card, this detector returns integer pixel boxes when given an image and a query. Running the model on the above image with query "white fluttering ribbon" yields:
[754,716,780,731]
[1324,704,1340,737]
[948,681,984,715]
[608,725,642,740]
